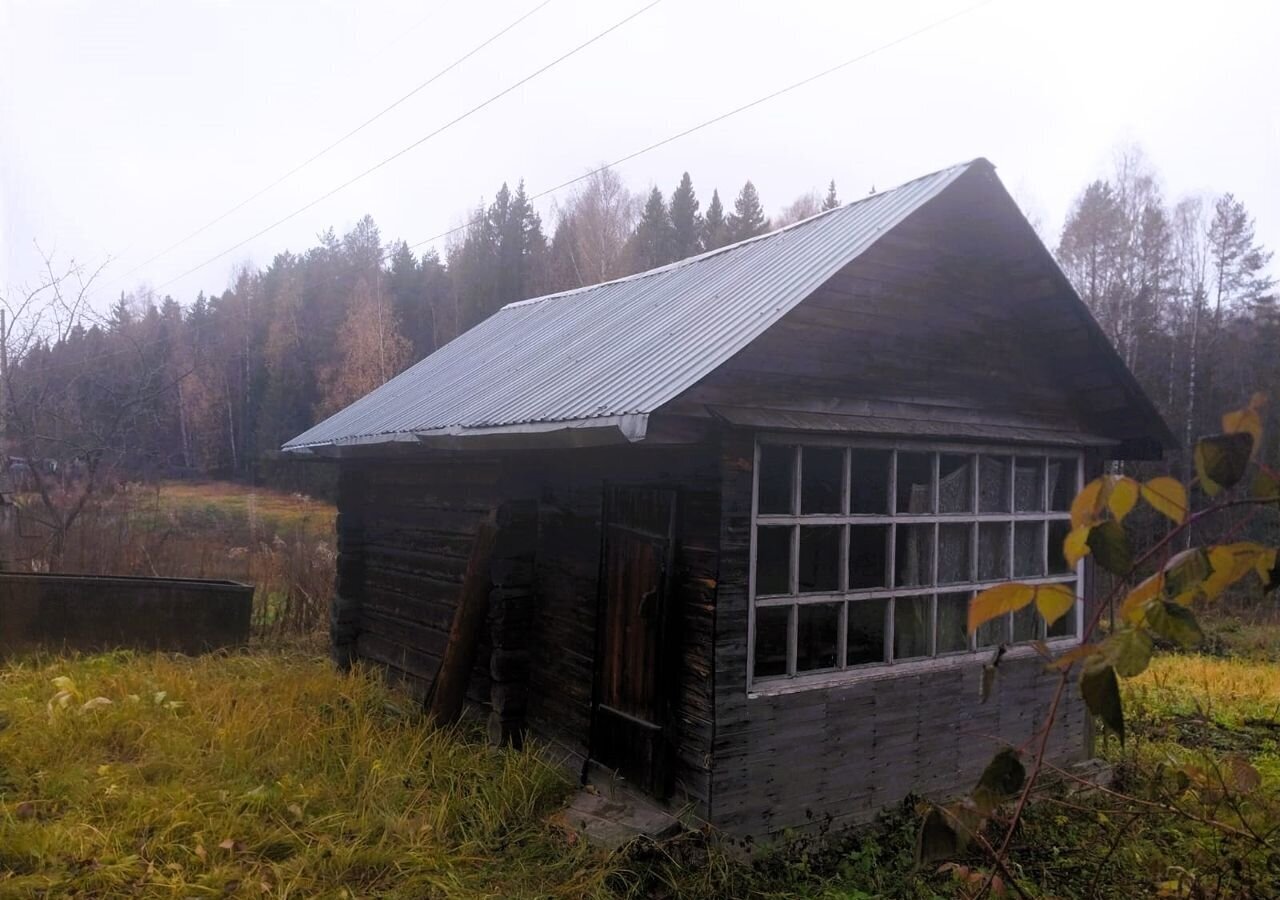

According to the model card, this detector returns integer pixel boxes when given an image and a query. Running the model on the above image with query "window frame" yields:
[746,434,1086,694]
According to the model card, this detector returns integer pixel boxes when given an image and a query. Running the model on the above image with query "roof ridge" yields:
[502,158,985,311]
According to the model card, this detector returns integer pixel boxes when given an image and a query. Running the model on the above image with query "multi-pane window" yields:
[750,440,1082,684]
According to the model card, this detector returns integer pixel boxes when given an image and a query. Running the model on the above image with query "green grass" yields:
[1,632,1278,897]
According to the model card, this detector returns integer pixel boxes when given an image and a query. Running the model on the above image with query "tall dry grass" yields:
[0,481,336,643]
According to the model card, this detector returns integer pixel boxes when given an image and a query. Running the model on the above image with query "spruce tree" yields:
[702,189,729,251]
[628,186,675,271]
[726,180,770,243]
[669,172,703,260]
[822,180,839,211]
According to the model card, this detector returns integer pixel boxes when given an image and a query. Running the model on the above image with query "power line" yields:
[405,0,995,255]
[106,0,554,292]
[156,0,661,293]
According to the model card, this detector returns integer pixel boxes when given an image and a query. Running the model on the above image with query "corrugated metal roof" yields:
[283,159,980,452]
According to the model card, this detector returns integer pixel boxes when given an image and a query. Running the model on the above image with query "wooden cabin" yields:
[283,159,1171,836]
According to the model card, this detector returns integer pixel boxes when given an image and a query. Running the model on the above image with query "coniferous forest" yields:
[2,151,1274,498]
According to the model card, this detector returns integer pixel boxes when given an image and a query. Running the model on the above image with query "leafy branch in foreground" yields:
[919,392,1280,895]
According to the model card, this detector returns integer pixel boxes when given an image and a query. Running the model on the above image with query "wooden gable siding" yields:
[709,431,1091,835]
[666,170,1156,452]
[513,443,720,813]
[335,456,502,706]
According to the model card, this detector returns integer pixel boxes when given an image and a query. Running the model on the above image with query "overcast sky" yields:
[2,0,1277,308]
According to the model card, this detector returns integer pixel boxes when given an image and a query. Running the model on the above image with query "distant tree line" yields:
[2,153,1274,500]
[1,171,831,491]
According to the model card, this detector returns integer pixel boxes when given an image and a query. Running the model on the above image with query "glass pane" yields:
[939,454,973,513]
[1014,457,1046,512]
[979,455,1011,513]
[847,599,888,666]
[1014,522,1045,578]
[893,595,932,660]
[848,524,889,589]
[755,526,792,595]
[976,613,1009,648]
[938,523,972,585]
[796,603,841,671]
[1013,603,1040,643]
[1047,585,1078,638]
[896,452,934,514]
[849,449,891,514]
[1048,519,1072,574]
[757,445,795,514]
[977,522,1010,581]
[798,526,841,593]
[801,447,844,514]
[753,606,790,678]
[1048,459,1076,512]
[895,523,935,588]
[937,592,971,653]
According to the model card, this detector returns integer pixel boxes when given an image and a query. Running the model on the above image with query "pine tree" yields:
[822,180,839,211]
[669,172,703,260]
[726,180,770,243]
[702,189,729,251]
[628,186,675,271]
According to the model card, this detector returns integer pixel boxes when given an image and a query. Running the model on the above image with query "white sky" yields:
[2,0,1277,306]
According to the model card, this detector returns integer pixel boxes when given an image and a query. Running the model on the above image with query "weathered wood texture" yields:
[510,443,720,815]
[337,456,502,705]
[666,171,1159,456]
[708,431,1093,836]
[428,519,497,725]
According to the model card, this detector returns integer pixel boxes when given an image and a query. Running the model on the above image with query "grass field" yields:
[0,637,1277,898]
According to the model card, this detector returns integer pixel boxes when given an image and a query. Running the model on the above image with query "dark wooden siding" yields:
[709,430,1092,835]
[513,443,720,814]
[337,455,501,705]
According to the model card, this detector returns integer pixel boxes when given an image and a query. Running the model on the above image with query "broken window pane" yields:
[796,603,841,671]
[753,606,790,678]
[896,452,934,514]
[894,595,932,660]
[798,526,841,593]
[938,523,972,585]
[1013,521,1045,578]
[1014,457,1045,512]
[978,522,1010,581]
[848,524,889,589]
[939,454,973,513]
[1048,519,1072,574]
[936,592,971,653]
[895,523,935,587]
[1048,459,1076,512]
[755,526,792,595]
[979,455,1011,513]
[847,599,888,665]
[849,448,891,513]
[801,447,844,514]
[757,444,795,514]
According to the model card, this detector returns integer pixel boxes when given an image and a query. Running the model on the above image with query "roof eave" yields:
[280,413,649,458]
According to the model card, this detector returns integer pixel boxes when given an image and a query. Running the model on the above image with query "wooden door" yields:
[591,486,677,796]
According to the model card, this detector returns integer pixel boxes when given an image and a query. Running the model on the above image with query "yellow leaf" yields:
[1119,572,1163,624]
[1047,642,1101,670]
[968,583,1035,634]
[1034,584,1076,626]
[1204,542,1275,598]
[1223,407,1263,457]
[1140,477,1188,525]
[1070,478,1104,528]
[1064,525,1092,566]
[1105,476,1140,522]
